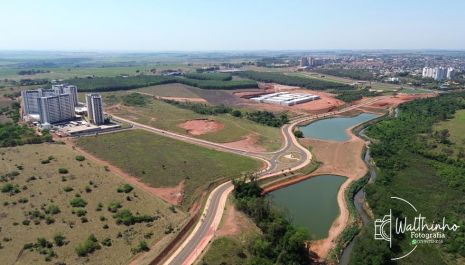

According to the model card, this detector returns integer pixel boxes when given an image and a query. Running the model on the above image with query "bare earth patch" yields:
[222,134,266,152]
[152,181,185,205]
[291,89,345,114]
[159,96,207,103]
[178,119,224,135]
[365,93,436,109]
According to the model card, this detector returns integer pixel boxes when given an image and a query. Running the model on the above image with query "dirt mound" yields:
[222,134,266,152]
[178,119,224,135]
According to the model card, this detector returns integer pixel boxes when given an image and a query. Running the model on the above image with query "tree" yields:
[293,130,304,138]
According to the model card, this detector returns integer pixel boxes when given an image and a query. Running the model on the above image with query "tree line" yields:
[350,92,465,264]
[235,71,353,91]
[162,99,288,127]
[66,74,257,92]
[232,177,310,265]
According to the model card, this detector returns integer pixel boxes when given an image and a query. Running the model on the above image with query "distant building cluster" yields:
[422,67,455,81]
[251,92,320,106]
[21,84,105,127]
[300,56,316,67]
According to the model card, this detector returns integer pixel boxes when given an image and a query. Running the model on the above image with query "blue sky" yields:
[1,0,464,51]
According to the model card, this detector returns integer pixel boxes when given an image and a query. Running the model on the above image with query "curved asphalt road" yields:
[113,97,383,265]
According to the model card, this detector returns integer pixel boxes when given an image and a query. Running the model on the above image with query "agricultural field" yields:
[102,92,283,151]
[76,130,262,207]
[0,144,187,265]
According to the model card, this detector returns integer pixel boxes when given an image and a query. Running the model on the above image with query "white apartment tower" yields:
[86,93,105,125]
[21,89,42,115]
[38,94,76,124]
[422,66,450,81]
[52,84,78,106]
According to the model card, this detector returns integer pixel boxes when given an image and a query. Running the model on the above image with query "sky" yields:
[1,0,464,51]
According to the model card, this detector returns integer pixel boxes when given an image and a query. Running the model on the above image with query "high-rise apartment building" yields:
[422,67,450,81]
[37,94,75,124]
[86,93,105,125]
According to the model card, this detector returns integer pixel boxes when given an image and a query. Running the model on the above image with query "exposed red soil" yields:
[365,93,436,109]
[216,204,242,237]
[152,181,185,205]
[291,89,345,114]
[222,134,266,152]
[178,119,224,135]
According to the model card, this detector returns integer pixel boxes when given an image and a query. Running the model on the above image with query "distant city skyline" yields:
[1,0,465,51]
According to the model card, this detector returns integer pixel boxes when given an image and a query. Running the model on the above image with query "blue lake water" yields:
[299,113,378,141]
[269,175,346,239]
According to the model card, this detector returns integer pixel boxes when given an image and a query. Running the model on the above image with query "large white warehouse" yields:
[251,92,320,106]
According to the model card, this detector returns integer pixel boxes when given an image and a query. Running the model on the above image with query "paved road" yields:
[113,97,383,265]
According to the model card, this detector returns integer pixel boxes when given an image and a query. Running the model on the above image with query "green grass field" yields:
[103,92,282,151]
[135,83,201,98]
[76,130,262,207]
[0,144,187,265]
[430,109,465,159]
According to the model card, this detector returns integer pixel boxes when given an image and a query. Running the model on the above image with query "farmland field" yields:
[76,130,262,207]
[135,83,201,98]
[103,92,283,151]
[0,144,187,265]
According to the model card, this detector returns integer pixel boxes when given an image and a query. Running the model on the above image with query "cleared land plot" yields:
[104,93,282,151]
[0,144,187,265]
[76,130,262,207]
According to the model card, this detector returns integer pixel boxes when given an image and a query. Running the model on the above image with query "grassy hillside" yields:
[0,144,187,265]
[76,130,262,207]
[103,92,282,151]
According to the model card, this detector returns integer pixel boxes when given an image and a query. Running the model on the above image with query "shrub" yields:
[293,130,304,138]
[107,201,122,213]
[75,155,86,161]
[22,220,31,225]
[63,186,73,192]
[70,198,87,208]
[53,233,66,247]
[45,204,60,215]
[116,184,133,193]
[58,168,68,174]
[45,215,55,224]
[112,209,155,226]
[132,240,149,253]
[75,208,87,217]
[85,186,92,193]
[75,234,101,257]
[1,183,14,193]
[102,237,112,247]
